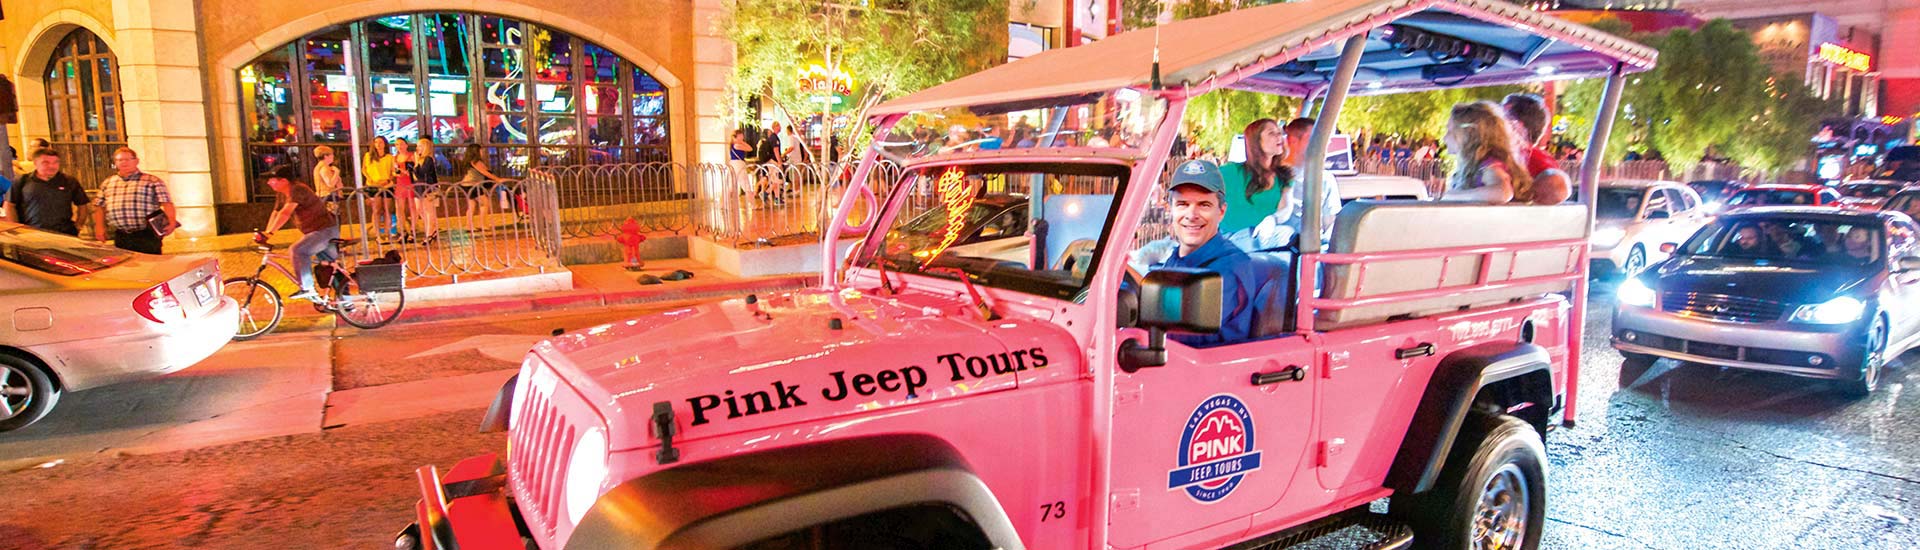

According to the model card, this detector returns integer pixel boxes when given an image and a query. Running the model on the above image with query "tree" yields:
[1726,76,1838,174]
[1168,0,1295,154]
[1640,19,1772,173]
[1340,85,1524,143]
[722,0,1007,163]
[1557,18,1654,163]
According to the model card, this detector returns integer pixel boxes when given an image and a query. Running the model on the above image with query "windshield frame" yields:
[852,158,1134,302]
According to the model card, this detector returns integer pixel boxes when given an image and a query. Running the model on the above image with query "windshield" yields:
[1680,217,1882,266]
[1688,182,1735,202]
[864,163,1127,300]
[1841,184,1901,199]
[1728,189,1814,206]
[0,227,132,276]
[1597,188,1644,220]
[875,90,1168,164]
[1887,194,1920,219]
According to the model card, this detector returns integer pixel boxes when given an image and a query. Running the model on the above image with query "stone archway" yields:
[12,10,121,155]
[208,1,694,207]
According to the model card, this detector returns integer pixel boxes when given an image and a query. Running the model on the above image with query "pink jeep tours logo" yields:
[1167,393,1263,503]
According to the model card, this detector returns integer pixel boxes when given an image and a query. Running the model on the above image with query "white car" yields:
[1338,173,1430,203]
[1836,180,1908,212]
[1590,179,1712,274]
[0,223,238,431]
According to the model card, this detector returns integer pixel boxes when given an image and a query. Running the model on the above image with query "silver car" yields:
[0,223,238,431]
[1611,207,1920,397]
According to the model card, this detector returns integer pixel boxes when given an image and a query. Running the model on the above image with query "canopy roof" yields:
[872,0,1657,116]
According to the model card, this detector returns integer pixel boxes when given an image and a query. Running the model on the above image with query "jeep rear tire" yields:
[1392,414,1546,550]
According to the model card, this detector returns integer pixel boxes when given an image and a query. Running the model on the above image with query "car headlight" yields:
[563,427,609,526]
[1592,227,1626,249]
[1702,202,1723,213]
[1617,278,1656,308]
[1791,297,1866,325]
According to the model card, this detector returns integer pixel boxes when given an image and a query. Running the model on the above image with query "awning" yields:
[871,0,1658,116]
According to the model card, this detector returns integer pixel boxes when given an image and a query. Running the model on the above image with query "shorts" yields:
[365,187,394,199]
[461,184,489,199]
[396,184,416,202]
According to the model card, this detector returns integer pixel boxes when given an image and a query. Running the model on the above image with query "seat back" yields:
[1313,202,1586,330]
[1244,251,1293,340]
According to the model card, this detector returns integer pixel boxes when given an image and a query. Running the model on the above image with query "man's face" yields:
[113,152,140,176]
[771,123,782,133]
[1285,128,1310,157]
[33,155,59,177]
[1845,228,1873,258]
[1734,227,1763,249]
[1168,185,1224,251]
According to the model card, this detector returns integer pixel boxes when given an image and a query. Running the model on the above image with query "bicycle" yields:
[223,233,408,340]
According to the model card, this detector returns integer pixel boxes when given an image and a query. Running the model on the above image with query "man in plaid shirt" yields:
[91,147,177,254]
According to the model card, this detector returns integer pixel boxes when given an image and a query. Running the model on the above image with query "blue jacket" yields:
[1152,234,1280,347]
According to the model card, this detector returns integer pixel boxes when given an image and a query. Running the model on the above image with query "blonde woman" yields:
[362,137,398,238]
[313,145,342,197]
[1439,101,1533,204]
[392,138,416,241]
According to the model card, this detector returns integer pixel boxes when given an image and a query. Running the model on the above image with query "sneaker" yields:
[286,290,321,302]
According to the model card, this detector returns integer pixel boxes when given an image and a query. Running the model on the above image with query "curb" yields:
[394,274,816,324]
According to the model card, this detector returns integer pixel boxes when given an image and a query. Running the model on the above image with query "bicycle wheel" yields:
[221,277,283,340]
[335,288,406,329]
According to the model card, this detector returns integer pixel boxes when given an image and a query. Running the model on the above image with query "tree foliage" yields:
[722,0,1007,161]
[1168,0,1295,154]
[1340,85,1524,142]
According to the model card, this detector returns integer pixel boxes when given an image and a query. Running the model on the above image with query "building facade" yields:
[0,0,736,236]
[1675,0,1920,137]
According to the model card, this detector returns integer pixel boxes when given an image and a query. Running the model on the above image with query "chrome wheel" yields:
[1623,246,1646,275]
[1865,316,1888,386]
[0,364,31,422]
[1472,464,1531,550]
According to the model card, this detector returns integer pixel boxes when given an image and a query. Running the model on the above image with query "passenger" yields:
[1154,159,1271,347]
[1278,117,1341,242]
[1502,93,1571,205]
[1216,118,1292,250]
[1759,221,1818,259]
[1438,102,1534,204]
[1840,227,1876,263]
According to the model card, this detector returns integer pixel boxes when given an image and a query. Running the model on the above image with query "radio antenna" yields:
[1150,26,1164,90]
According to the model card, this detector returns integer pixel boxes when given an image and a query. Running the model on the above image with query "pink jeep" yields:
[400,1,1654,548]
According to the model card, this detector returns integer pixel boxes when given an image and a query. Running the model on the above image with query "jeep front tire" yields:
[1392,414,1547,550]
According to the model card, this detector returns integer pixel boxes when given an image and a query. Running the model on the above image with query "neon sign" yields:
[1884,115,1906,125]
[920,168,978,268]
[1818,43,1871,72]
[797,64,853,96]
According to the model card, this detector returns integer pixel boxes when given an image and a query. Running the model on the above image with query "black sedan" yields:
[1610,207,1920,396]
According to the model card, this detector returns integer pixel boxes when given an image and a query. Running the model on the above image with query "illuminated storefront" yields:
[236,12,671,200]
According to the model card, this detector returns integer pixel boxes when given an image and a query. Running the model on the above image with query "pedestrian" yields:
[256,165,338,302]
[90,147,176,254]
[410,137,450,242]
[362,137,397,237]
[313,145,343,200]
[457,143,503,222]
[12,138,49,176]
[755,123,786,205]
[5,148,91,236]
[1439,101,1533,204]
[393,137,417,240]
[728,129,753,195]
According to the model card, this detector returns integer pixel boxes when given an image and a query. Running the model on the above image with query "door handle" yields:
[1251,366,1308,385]
[1395,342,1436,359]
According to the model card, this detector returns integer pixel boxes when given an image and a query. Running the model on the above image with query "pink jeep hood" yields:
[535,288,1077,451]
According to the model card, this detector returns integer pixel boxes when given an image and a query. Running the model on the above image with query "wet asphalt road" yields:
[1542,279,1920,549]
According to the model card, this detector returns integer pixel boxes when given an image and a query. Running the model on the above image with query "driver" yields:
[1154,159,1275,347]
[1726,225,1771,257]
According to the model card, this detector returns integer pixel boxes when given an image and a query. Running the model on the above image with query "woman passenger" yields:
[1216,118,1294,250]
[1438,102,1533,204]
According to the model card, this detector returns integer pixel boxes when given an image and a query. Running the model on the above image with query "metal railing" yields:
[330,180,561,277]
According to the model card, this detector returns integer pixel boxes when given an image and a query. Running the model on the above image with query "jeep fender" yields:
[565,434,1023,550]
[1385,342,1554,495]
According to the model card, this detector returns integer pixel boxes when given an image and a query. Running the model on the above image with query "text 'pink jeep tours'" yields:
[399,1,1655,548]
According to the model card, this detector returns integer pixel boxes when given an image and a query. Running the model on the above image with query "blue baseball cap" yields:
[1168,159,1226,195]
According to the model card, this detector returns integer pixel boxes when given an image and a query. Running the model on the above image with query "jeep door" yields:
[1107,333,1319,549]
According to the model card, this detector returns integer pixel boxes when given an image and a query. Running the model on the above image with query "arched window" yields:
[238,13,671,201]
[43,28,125,188]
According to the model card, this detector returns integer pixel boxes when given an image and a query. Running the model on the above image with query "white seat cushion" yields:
[1315,201,1586,329]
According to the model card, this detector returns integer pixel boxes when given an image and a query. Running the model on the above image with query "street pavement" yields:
[1,281,1917,548]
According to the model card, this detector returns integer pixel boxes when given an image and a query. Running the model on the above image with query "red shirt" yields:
[1523,146,1558,177]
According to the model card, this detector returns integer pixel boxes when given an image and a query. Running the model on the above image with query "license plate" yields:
[191,280,214,305]
[1688,341,1739,360]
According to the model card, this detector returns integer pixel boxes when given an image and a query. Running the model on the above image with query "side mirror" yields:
[1119,268,1223,372]
[1646,210,1671,220]
[1898,256,1920,273]
[1659,242,1678,254]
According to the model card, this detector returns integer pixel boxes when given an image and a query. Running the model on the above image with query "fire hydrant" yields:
[616,218,647,271]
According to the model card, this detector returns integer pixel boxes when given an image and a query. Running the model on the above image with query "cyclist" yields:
[257,165,339,302]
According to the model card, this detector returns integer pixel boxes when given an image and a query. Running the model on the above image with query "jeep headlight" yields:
[1792,297,1866,325]
[563,427,609,526]
[1592,227,1626,249]
[1617,278,1656,308]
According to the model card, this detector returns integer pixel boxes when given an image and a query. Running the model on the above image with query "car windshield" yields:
[863,163,1126,300]
[1887,194,1920,219]
[1841,184,1901,199]
[1680,217,1882,266]
[1688,182,1735,201]
[1597,188,1643,219]
[0,227,133,276]
[1728,189,1814,206]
